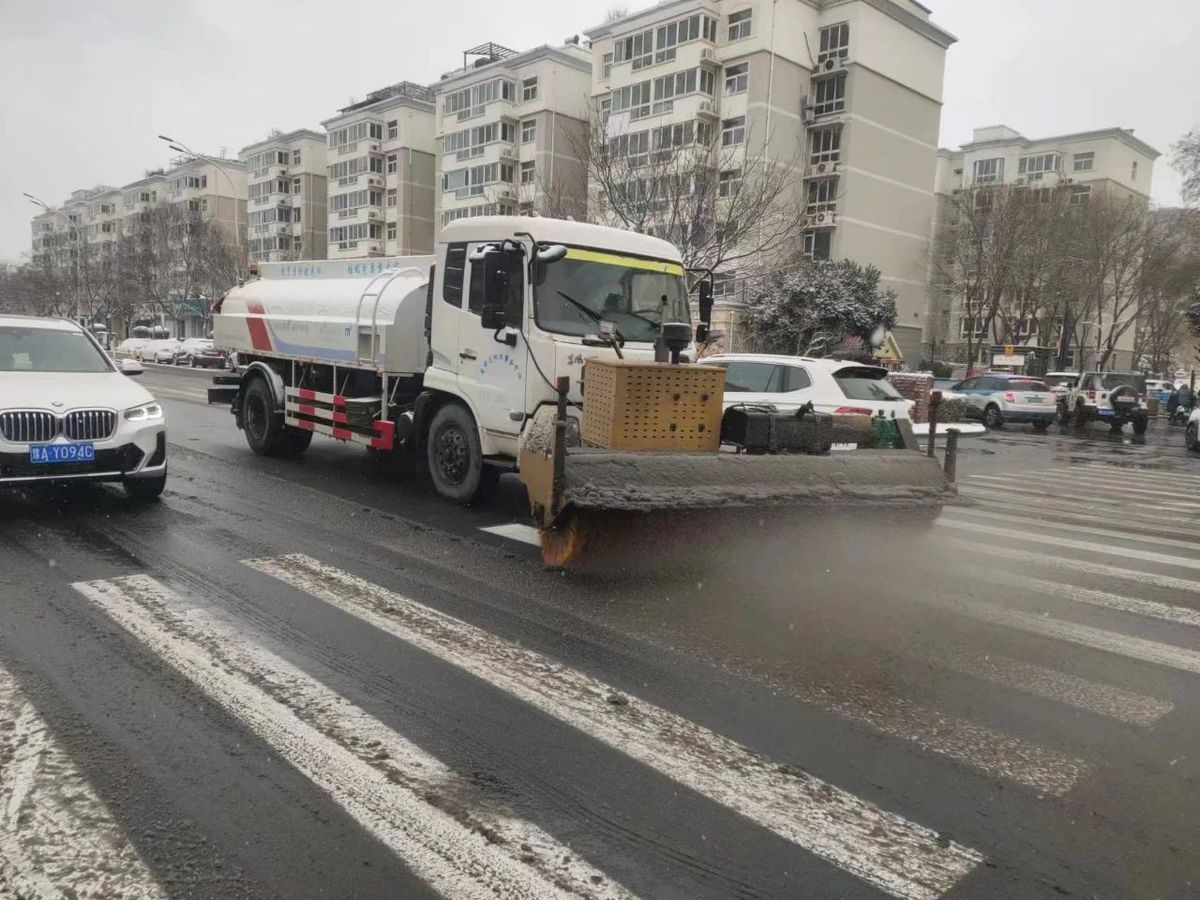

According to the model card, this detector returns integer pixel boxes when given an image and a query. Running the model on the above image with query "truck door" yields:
[457,244,528,439]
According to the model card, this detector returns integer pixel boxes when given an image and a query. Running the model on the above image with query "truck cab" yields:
[425,217,693,461]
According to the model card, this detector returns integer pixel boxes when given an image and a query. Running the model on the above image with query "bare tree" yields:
[604,7,629,23]
[1135,208,1200,373]
[1172,129,1200,207]
[570,104,806,277]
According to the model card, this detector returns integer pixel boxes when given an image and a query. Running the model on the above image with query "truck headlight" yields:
[124,402,163,421]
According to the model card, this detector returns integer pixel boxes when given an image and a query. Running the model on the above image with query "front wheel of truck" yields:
[426,402,498,504]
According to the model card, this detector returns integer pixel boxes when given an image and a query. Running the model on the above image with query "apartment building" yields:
[163,155,247,245]
[585,0,955,359]
[240,129,328,262]
[29,185,119,267]
[433,42,592,226]
[321,82,437,259]
[931,125,1161,370]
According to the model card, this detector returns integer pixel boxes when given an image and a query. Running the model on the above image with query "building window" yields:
[819,23,850,63]
[1013,317,1035,339]
[387,188,397,207]
[973,157,1004,184]
[387,119,398,140]
[387,153,397,174]
[292,149,301,166]
[806,178,837,214]
[1069,184,1092,206]
[612,80,653,119]
[809,126,841,165]
[614,29,654,69]
[1131,160,1138,181]
[293,207,300,223]
[960,317,986,339]
[1018,153,1058,179]
[521,119,536,143]
[603,52,613,79]
[520,160,536,185]
[522,77,538,102]
[1073,151,1094,172]
[386,221,397,241]
[724,62,748,94]
[812,75,845,115]
[803,230,831,260]
[655,21,678,63]
[728,9,751,41]
[718,168,742,197]
[721,116,745,146]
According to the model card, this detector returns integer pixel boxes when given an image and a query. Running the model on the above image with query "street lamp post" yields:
[23,192,82,321]
[157,134,245,280]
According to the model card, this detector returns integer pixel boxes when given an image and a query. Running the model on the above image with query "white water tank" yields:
[214,257,434,374]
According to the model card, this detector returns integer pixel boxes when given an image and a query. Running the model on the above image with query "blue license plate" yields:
[29,443,95,464]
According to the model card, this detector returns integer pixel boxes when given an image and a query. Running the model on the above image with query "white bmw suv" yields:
[0,315,167,498]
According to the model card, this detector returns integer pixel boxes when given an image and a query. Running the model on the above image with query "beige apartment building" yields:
[931,125,1161,370]
[163,155,248,247]
[433,42,592,226]
[585,0,955,358]
[30,185,121,271]
[321,82,437,259]
[240,129,329,262]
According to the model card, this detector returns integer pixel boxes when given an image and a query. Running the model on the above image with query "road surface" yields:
[0,363,1197,899]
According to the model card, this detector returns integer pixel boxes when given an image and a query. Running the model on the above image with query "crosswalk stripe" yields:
[942,539,1200,596]
[998,572,1200,630]
[957,486,1194,531]
[943,508,1200,553]
[970,471,1197,505]
[479,523,540,546]
[0,665,166,900]
[919,646,1173,727]
[245,554,982,900]
[947,496,1196,541]
[72,575,619,900]
[961,480,1193,514]
[1073,463,1200,486]
[1022,468,1196,500]
[940,597,1200,676]
[935,519,1200,571]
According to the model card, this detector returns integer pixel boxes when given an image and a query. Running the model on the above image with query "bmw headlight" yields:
[124,401,163,421]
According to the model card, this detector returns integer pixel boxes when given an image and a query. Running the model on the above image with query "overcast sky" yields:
[2,0,1197,262]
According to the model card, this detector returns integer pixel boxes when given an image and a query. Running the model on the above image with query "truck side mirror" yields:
[696,279,714,343]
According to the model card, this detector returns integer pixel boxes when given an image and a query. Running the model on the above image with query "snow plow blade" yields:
[519,441,955,569]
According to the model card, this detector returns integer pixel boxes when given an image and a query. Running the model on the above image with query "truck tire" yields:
[426,402,497,504]
[242,375,311,457]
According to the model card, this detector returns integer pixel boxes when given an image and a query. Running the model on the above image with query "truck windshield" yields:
[534,248,690,343]
[0,326,112,373]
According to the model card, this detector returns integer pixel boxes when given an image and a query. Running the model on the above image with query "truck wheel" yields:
[426,403,497,504]
[983,404,1003,429]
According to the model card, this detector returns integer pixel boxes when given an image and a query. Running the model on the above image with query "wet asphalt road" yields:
[0,363,1198,899]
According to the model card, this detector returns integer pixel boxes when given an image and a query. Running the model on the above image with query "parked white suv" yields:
[0,316,167,498]
[701,354,911,418]
[1062,371,1150,434]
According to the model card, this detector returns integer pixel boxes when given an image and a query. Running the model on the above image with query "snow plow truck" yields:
[209,216,955,567]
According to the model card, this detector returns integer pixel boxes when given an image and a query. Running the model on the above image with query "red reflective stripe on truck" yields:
[332,411,349,424]
[244,301,272,351]
[331,427,352,441]
[296,404,317,416]
[333,395,347,408]
[373,420,395,438]
[370,436,391,449]
[295,420,315,431]
[297,389,317,401]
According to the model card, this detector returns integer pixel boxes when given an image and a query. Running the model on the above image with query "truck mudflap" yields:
[519,408,956,569]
